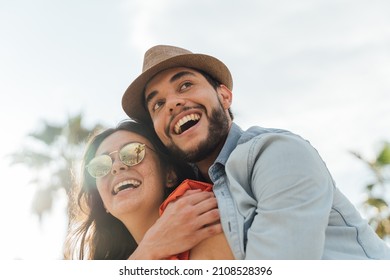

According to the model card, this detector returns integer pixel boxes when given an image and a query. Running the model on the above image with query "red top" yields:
[159,179,213,260]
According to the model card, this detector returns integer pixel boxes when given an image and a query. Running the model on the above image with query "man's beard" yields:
[166,106,230,163]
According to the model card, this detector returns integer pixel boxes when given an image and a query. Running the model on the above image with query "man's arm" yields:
[229,133,333,259]
[128,189,222,259]
[248,134,333,259]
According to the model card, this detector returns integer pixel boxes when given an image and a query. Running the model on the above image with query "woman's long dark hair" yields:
[64,120,195,259]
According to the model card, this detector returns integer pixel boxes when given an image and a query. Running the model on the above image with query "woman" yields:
[64,120,234,260]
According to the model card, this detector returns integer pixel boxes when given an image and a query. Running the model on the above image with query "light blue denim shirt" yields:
[205,123,390,259]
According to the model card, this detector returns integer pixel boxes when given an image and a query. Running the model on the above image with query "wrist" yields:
[128,241,164,260]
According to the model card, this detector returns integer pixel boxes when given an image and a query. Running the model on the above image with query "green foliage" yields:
[366,198,388,210]
[28,123,63,145]
[377,142,390,166]
[8,113,103,222]
[351,142,390,240]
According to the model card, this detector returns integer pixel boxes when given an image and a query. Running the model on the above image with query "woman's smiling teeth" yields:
[174,113,200,134]
[112,179,141,195]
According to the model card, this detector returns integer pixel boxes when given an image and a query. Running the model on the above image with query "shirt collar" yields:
[205,123,243,181]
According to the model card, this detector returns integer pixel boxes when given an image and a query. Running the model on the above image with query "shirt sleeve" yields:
[235,133,334,259]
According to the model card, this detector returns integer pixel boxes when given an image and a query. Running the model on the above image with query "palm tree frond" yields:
[28,122,63,145]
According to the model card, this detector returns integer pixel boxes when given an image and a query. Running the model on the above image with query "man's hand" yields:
[128,189,222,259]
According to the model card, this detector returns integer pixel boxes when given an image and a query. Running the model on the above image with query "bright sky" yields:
[0,0,389,260]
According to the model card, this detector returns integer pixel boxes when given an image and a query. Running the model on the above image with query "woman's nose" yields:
[110,155,128,175]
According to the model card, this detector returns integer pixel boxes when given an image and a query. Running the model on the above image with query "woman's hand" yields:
[128,189,222,259]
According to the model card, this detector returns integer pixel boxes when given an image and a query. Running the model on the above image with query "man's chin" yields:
[167,106,230,163]
[167,144,198,163]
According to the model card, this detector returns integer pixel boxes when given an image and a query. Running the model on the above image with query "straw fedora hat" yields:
[122,45,233,123]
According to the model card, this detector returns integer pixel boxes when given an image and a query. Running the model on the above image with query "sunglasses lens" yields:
[120,143,146,166]
[87,155,112,178]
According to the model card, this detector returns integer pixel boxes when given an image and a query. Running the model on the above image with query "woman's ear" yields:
[165,168,178,188]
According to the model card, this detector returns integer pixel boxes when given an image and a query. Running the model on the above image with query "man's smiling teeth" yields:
[113,179,141,195]
[174,113,200,134]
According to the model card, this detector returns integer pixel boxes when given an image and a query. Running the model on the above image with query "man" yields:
[122,45,390,259]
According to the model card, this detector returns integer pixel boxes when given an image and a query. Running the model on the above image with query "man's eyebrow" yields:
[145,71,196,106]
[145,90,158,107]
[169,70,196,83]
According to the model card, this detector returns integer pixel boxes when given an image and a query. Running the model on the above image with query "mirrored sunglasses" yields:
[86,142,150,178]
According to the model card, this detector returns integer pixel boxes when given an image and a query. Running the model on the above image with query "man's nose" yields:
[167,96,186,113]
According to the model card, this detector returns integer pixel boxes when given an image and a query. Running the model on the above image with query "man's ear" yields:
[217,84,233,110]
[165,168,178,188]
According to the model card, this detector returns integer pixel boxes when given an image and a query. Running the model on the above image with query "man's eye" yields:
[153,101,164,111]
[180,82,192,91]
